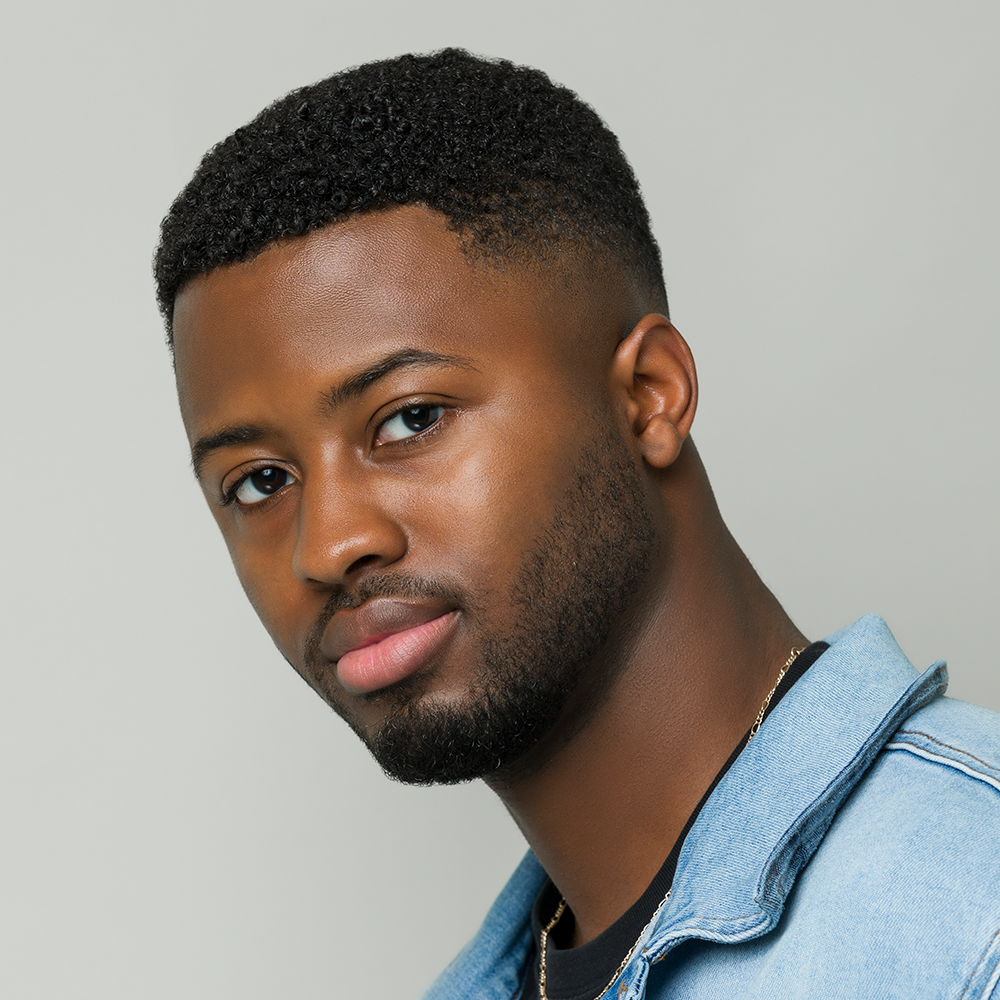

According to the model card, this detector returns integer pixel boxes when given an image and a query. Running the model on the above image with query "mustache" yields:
[303,573,469,671]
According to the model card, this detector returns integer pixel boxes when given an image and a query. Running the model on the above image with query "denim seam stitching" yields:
[959,927,1000,1000]
[885,740,1000,795]
[983,949,1000,1000]
[690,911,762,923]
[893,730,999,774]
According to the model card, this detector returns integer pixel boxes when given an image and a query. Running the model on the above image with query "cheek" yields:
[387,419,579,590]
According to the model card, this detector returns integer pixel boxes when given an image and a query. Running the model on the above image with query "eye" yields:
[231,467,295,506]
[375,404,445,446]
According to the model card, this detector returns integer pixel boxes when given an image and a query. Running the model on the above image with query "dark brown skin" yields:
[173,204,807,947]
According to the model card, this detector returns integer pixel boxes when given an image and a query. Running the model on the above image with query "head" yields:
[158,51,697,785]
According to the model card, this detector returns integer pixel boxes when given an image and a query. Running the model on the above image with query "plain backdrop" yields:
[2,1,997,997]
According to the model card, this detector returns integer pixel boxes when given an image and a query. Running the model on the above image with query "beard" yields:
[305,423,657,785]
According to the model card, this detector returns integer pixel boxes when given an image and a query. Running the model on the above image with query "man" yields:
[155,49,1000,999]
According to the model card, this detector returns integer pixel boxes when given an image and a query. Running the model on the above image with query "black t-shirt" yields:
[518,641,829,1000]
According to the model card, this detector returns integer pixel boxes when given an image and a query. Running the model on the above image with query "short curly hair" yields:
[154,48,667,340]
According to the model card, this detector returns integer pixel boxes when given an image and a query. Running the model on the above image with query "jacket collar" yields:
[644,614,947,958]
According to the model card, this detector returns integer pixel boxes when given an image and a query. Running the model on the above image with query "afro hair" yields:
[154,48,667,338]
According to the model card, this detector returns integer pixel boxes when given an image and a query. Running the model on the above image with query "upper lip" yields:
[319,598,457,663]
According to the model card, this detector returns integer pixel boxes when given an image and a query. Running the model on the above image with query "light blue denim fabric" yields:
[421,615,1000,999]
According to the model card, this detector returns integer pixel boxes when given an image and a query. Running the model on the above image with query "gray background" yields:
[2,1,997,996]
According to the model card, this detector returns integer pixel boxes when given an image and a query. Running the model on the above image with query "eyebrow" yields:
[190,348,477,482]
[191,424,268,482]
[321,348,477,411]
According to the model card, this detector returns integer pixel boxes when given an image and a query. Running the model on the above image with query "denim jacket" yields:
[422,615,1000,999]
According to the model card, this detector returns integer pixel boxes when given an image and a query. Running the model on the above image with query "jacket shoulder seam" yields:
[886,733,1000,796]
[895,729,999,772]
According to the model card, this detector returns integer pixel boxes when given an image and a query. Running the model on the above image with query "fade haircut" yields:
[154,48,667,340]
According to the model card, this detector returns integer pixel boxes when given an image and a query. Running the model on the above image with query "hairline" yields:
[167,202,666,351]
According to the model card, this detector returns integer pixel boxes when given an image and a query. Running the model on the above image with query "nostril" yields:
[346,552,383,577]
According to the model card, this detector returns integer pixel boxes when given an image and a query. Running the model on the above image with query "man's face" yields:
[173,206,656,782]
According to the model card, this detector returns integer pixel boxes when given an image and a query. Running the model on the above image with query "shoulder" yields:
[850,694,1000,854]
[818,693,1000,907]
[821,692,1000,886]
[884,694,1000,793]
[779,693,1000,997]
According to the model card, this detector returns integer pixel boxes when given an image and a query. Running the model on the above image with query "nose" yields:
[291,475,407,588]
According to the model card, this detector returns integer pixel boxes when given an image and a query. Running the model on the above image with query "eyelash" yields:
[373,401,450,449]
[217,403,451,509]
[218,463,293,510]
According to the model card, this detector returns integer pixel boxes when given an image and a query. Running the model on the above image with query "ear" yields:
[611,315,698,468]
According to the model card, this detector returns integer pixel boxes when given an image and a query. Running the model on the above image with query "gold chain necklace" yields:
[538,890,670,1000]
[537,646,806,1000]
[747,646,804,742]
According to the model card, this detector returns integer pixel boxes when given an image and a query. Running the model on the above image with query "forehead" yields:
[172,205,599,437]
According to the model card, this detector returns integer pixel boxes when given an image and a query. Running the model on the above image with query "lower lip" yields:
[335,612,459,695]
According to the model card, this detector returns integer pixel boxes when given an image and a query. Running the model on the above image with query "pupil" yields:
[250,468,284,494]
[401,406,436,432]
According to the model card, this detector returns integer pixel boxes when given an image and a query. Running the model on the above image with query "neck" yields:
[485,443,807,946]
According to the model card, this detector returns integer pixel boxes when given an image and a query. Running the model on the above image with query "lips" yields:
[320,598,460,695]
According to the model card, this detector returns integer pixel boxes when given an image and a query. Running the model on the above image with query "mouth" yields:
[320,599,460,695]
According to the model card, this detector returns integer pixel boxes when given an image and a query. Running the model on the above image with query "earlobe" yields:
[612,315,698,469]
